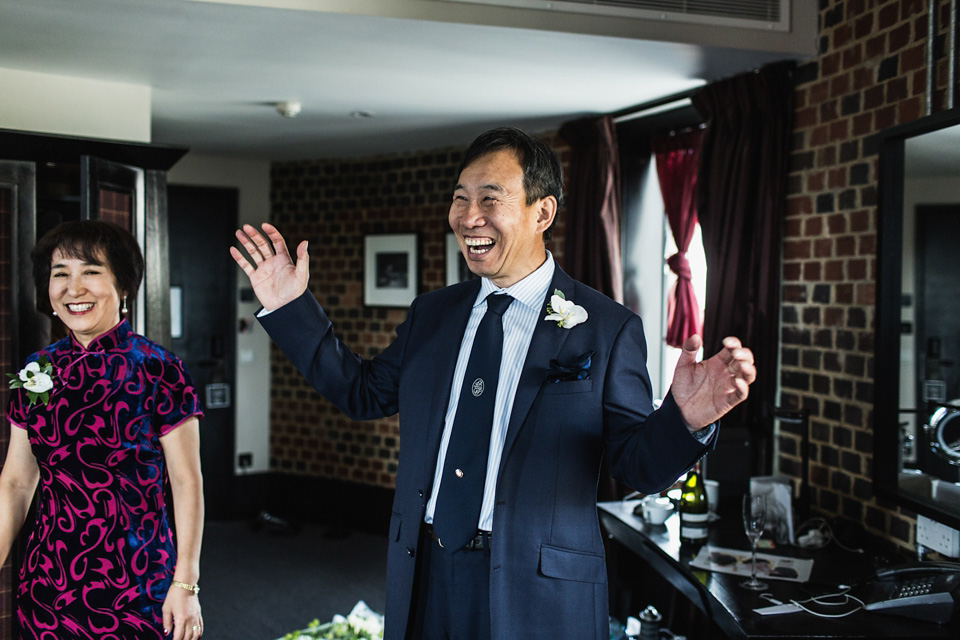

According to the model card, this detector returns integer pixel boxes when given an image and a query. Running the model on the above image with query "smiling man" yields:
[231,127,756,640]
[450,146,557,288]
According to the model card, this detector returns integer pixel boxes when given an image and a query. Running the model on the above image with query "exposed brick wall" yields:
[780,0,953,551]
[268,133,568,488]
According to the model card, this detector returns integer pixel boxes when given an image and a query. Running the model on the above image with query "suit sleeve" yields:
[602,313,714,494]
[258,290,410,420]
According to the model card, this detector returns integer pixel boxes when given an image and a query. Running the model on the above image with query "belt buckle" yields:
[466,530,489,550]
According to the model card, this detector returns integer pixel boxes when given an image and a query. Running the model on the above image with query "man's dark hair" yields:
[32,220,144,307]
[457,127,565,240]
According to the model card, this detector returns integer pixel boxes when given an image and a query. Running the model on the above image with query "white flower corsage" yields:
[544,289,588,329]
[7,356,56,406]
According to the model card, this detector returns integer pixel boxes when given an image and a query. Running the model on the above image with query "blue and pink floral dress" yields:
[7,320,202,639]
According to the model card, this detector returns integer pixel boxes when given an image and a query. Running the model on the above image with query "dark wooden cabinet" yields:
[0,128,186,360]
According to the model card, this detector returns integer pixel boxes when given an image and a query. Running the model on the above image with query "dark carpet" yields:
[200,519,388,639]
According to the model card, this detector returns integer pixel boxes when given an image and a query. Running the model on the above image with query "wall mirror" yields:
[876,107,960,531]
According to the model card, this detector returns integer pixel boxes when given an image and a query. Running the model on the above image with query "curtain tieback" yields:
[666,252,692,280]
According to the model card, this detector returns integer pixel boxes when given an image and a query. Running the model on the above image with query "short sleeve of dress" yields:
[154,354,204,437]
[7,386,30,429]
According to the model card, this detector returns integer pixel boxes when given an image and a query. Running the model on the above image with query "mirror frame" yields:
[875,106,960,532]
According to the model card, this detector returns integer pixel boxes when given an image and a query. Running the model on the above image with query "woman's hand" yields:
[162,584,203,640]
[159,420,204,639]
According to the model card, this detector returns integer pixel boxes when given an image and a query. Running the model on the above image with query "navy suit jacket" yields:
[259,266,712,640]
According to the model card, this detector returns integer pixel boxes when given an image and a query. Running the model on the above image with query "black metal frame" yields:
[0,162,37,364]
[875,106,960,531]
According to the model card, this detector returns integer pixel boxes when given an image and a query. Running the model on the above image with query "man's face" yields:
[448,149,556,289]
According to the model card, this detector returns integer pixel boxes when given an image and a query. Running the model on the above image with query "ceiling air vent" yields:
[443,0,790,32]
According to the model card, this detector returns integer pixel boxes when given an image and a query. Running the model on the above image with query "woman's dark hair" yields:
[32,220,144,305]
[457,127,565,240]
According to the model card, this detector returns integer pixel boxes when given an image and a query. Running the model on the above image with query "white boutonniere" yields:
[7,356,56,406]
[544,289,588,329]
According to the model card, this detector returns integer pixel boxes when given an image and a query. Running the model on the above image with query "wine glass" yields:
[741,494,768,590]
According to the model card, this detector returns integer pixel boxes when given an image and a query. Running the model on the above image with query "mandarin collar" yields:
[69,319,132,353]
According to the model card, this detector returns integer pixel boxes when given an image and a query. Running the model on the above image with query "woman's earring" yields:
[121,296,128,315]
[52,310,58,316]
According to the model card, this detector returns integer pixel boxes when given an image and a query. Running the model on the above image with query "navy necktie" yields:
[433,293,514,551]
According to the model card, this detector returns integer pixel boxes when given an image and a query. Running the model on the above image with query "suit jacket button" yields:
[418,489,424,498]
[407,547,416,557]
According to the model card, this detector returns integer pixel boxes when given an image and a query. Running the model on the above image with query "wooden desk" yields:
[598,500,959,639]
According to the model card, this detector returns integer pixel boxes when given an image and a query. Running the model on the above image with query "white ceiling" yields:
[0,0,814,161]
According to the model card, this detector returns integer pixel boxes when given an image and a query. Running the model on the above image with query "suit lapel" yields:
[420,280,481,486]
[498,268,576,473]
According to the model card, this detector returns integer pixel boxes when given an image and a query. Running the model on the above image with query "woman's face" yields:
[48,247,123,348]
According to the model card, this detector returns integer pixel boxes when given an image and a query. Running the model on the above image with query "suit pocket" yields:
[389,512,402,542]
[541,379,593,395]
[539,543,606,583]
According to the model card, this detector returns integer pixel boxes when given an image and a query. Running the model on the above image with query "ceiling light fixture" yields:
[275,101,302,118]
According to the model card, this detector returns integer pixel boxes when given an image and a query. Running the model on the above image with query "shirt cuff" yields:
[690,423,717,443]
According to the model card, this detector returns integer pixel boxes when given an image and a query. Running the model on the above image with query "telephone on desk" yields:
[864,561,960,624]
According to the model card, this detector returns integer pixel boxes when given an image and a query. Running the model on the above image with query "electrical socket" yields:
[238,452,253,469]
[917,514,960,558]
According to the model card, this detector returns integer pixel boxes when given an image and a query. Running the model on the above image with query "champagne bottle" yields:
[679,461,709,547]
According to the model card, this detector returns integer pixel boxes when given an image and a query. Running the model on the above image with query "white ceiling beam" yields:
[188,0,817,55]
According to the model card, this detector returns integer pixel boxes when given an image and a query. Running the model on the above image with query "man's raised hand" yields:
[670,335,757,430]
[230,223,309,311]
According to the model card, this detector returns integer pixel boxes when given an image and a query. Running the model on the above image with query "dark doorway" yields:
[168,185,238,520]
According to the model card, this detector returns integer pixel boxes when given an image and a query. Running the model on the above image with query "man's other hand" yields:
[670,335,757,430]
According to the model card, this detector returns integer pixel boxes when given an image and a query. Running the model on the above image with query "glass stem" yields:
[750,539,758,582]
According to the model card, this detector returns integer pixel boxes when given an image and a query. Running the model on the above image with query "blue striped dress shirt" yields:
[425,252,556,532]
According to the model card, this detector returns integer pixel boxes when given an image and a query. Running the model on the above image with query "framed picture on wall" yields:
[445,232,478,286]
[364,233,418,307]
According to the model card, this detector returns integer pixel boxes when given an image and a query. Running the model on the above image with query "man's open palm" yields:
[230,223,309,311]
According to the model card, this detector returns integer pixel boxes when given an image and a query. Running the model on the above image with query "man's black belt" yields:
[423,523,491,551]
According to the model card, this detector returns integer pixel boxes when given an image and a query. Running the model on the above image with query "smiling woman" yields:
[0,220,207,639]
[29,219,142,350]
[47,247,125,347]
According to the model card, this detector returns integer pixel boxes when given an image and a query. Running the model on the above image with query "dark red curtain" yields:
[558,115,624,501]
[692,61,795,469]
[558,116,623,303]
[652,128,703,348]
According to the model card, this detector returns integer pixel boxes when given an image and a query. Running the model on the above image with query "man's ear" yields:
[535,196,558,234]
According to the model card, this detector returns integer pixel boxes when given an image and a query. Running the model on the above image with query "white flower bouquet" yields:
[283,601,384,640]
